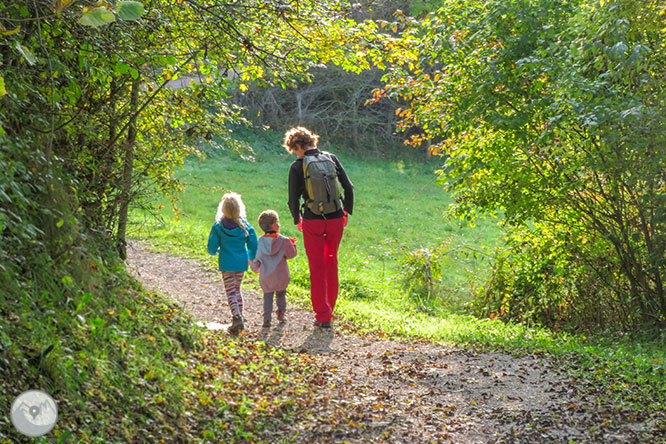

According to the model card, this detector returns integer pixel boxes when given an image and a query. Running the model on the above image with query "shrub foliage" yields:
[380,0,666,332]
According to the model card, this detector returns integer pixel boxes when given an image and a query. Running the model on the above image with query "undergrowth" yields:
[0,242,326,443]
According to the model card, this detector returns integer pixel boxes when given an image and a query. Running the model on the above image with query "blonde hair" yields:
[283,126,319,153]
[216,192,248,235]
[257,210,279,233]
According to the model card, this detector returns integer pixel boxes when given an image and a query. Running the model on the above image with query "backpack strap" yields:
[302,152,315,207]
[320,152,343,212]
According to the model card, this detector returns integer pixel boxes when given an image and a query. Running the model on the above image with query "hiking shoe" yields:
[228,315,244,335]
[262,320,271,328]
[277,312,287,324]
[313,321,331,329]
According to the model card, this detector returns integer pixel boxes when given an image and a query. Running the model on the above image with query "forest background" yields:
[1,0,665,441]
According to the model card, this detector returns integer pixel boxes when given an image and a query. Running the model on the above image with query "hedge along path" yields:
[126,241,658,443]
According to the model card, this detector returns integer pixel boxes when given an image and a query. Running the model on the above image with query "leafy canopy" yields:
[377,0,666,331]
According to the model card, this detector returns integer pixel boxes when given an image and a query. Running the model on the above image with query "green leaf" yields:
[15,43,36,65]
[81,292,92,304]
[610,41,628,59]
[75,292,92,315]
[90,317,106,331]
[56,218,65,228]
[129,67,139,79]
[0,74,6,97]
[115,62,130,74]
[56,431,74,444]
[117,1,145,21]
[79,7,116,28]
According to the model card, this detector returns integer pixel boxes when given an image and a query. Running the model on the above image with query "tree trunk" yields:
[350,89,359,146]
[116,76,140,260]
[296,91,303,124]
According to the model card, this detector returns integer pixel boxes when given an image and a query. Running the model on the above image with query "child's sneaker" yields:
[228,315,244,335]
[277,312,287,324]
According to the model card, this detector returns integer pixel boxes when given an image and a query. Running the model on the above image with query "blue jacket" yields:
[207,219,258,272]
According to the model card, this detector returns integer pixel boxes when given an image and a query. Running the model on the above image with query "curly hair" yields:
[282,126,319,153]
[257,210,279,233]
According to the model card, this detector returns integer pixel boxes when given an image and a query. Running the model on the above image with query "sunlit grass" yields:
[131,129,501,315]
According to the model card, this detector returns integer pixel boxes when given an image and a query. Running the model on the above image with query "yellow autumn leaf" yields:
[0,24,20,36]
[54,0,75,13]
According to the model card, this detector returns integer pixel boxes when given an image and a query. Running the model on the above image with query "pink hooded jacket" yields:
[250,234,297,293]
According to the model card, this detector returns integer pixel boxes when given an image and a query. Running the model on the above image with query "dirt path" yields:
[126,241,660,443]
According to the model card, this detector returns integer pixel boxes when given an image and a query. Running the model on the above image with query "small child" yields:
[207,192,258,335]
[251,210,297,327]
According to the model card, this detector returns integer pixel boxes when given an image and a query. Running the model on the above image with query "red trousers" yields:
[302,217,345,323]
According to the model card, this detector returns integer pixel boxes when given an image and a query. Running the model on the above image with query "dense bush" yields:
[398,246,444,302]
[476,225,633,332]
[380,0,666,333]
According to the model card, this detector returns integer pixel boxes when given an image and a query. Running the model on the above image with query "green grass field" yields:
[131,129,501,317]
[130,129,666,410]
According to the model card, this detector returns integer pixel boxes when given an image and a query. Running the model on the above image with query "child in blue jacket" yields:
[207,192,258,335]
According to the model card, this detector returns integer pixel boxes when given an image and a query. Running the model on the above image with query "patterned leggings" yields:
[222,271,245,317]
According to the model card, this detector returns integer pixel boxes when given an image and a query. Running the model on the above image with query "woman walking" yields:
[284,127,354,328]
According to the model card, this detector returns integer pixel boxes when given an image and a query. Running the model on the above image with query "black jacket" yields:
[288,149,354,224]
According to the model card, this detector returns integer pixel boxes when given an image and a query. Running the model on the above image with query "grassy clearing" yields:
[130,129,666,411]
[131,128,500,312]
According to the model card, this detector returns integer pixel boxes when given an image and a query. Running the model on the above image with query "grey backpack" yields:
[303,152,343,215]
